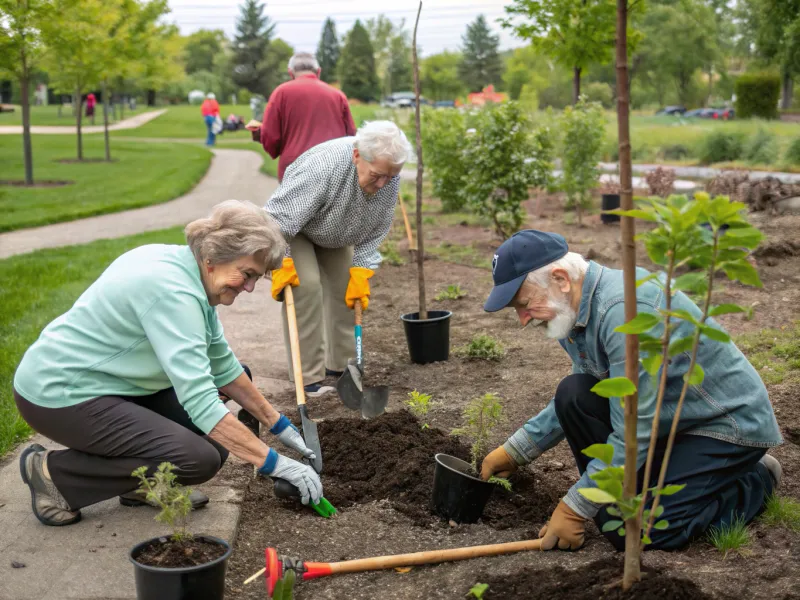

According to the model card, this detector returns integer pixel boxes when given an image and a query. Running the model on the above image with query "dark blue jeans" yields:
[204,115,216,146]
[555,374,774,550]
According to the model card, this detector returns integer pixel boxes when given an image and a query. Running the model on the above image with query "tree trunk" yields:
[616,0,641,590]
[58,98,63,119]
[76,86,84,161]
[102,80,111,161]
[573,66,582,105]
[781,71,793,110]
[147,89,156,106]
[706,66,713,106]
[412,1,427,320]
[20,70,34,185]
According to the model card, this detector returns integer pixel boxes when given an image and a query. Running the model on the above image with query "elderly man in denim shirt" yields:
[480,230,783,551]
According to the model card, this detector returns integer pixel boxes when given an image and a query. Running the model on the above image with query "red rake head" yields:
[265,547,282,597]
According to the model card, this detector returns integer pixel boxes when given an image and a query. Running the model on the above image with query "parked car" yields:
[683,107,735,120]
[684,108,713,118]
[381,92,428,108]
[434,100,456,108]
[655,105,686,115]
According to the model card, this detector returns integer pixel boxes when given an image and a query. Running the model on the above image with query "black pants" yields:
[13,364,252,511]
[555,374,774,550]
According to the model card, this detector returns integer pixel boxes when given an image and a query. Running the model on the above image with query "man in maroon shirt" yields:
[251,52,357,181]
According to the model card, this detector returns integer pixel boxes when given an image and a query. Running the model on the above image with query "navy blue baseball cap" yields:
[484,230,569,312]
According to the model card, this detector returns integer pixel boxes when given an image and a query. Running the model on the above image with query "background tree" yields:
[316,17,340,83]
[264,38,295,93]
[133,22,184,106]
[184,29,226,75]
[338,20,379,102]
[366,14,397,97]
[387,33,413,93]
[0,0,52,185]
[420,51,466,101]
[501,0,628,104]
[459,15,503,93]
[231,0,275,95]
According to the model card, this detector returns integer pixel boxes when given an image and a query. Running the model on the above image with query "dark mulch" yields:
[480,556,712,599]
[133,536,228,569]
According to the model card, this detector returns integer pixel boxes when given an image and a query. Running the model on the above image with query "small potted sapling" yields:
[400,5,453,365]
[432,393,511,523]
[128,463,232,600]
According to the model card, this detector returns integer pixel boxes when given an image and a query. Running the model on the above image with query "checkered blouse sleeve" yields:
[352,176,400,270]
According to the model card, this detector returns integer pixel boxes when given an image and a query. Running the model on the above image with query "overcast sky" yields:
[166,0,524,56]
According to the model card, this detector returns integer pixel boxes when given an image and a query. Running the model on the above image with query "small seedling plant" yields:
[435,284,467,301]
[582,192,764,549]
[458,333,505,360]
[132,462,194,543]
[405,389,433,428]
[468,583,489,599]
[452,393,511,490]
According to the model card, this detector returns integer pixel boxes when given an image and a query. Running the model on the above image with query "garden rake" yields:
[244,539,544,596]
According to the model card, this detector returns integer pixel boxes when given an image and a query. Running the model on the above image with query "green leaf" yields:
[638,334,663,353]
[605,506,621,517]
[581,443,614,465]
[659,484,686,496]
[708,304,746,317]
[721,261,763,288]
[636,273,660,288]
[718,227,764,249]
[701,325,731,343]
[654,519,669,530]
[591,377,637,399]
[617,527,626,536]
[641,534,653,545]
[653,505,665,518]
[469,583,489,599]
[668,336,695,357]
[673,272,707,293]
[579,488,617,504]
[602,519,624,533]
[642,353,663,376]
[665,309,699,325]
[614,313,660,334]
[606,208,658,222]
[684,363,705,385]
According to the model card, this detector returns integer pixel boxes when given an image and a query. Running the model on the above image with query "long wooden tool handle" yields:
[398,192,417,250]
[354,299,362,326]
[327,538,542,575]
[283,286,306,407]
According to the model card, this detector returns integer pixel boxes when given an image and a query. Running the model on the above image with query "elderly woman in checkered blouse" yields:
[265,121,413,397]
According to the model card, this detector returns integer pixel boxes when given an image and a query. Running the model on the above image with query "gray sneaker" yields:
[119,489,210,510]
[19,444,81,527]
[760,454,782,490]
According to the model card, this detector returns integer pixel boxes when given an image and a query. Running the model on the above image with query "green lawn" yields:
[110,104,258,140]
[0,227,186,457]
[0,136,211,232]
[0,103,147,127]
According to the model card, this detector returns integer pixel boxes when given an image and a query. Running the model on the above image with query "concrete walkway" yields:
[0,148,274,259]
[0,148,290,599]
[0,110,166,135]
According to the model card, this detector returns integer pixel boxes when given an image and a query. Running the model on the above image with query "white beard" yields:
[546,296,577,340]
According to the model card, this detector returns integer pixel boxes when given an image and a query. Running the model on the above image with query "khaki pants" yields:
[282,234,355,384]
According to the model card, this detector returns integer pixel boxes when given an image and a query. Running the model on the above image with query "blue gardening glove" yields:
[258,449,322,505]
[269,415,316,461]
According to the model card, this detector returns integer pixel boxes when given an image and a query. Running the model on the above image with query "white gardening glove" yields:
[258,449,322,505]
[269,414,316,461]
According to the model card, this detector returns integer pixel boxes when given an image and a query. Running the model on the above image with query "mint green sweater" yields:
[14,245,243,434]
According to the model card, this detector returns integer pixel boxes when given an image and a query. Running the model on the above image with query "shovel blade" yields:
[298,405,323,473]
[336,368,364,411]
[362,386,389,419]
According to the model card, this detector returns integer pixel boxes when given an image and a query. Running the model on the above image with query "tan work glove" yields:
[538,500,586,551]
[480,446,518,480]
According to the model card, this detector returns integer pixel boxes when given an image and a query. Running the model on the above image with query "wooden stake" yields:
[398,192,417,252]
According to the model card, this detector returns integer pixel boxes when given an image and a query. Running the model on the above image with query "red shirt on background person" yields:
[201,95,220,117]
[259,52,356,181]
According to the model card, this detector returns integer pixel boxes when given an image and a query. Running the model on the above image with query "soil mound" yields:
[480,557,712,599]
[316,410,560,529]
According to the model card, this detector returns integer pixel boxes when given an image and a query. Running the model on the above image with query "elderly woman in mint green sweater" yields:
[14,200,322,527]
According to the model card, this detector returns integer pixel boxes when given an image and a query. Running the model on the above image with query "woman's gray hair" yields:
[288,52,319,73]
[185,200,286,269]
[527,252,588,288]
[355,120,414,166]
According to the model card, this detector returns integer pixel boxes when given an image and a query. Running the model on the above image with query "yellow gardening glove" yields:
[345,267,374,310]
[538,501,587,551]
[271,257,299,301]
[480,446,518,480]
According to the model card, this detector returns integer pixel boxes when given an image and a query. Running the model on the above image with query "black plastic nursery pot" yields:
[431,453,495,524]
[601,193,621,224]
[129,535,232,600]
[400,310,452,365]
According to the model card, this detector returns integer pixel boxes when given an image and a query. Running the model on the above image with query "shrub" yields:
[405,390,433,427]
[785,137,800,165]
[379,240,404,266]
[421,107,468,212]
[435,284,466,301]
[458,333,505,360]
[132,463,194,542]
[644,167,676,197]
[462,102,554,238]
[698,131,745,164]
[584,82,614,108]
[744,128,779,165]
[735,72,780,120]
[560,97,606,226]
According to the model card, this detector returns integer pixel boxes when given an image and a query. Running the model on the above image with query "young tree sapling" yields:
[132,462,194,543]
[452,393,511,490]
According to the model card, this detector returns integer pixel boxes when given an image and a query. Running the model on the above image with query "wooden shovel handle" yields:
[283,286,306,407]
[398,192,417,251]
[326,538,543,575]
[354,299,362,326]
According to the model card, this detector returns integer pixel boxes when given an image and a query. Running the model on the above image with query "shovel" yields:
[336,299,389,419]
[284,285,323,473]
